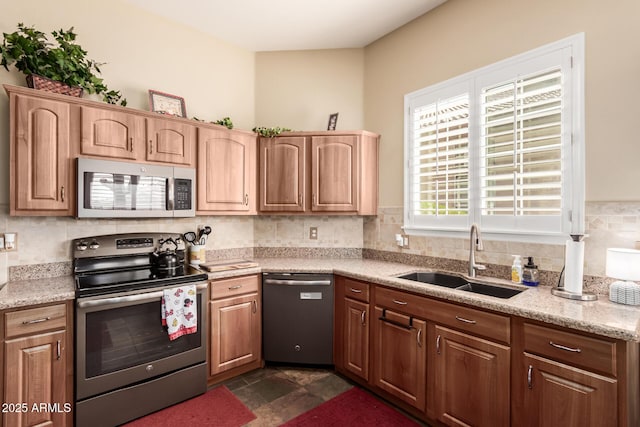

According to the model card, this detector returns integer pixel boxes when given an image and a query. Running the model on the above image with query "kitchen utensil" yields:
[183,231,197,245]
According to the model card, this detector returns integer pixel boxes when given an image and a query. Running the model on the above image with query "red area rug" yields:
[282,387,422,427]
[123,385,256,427]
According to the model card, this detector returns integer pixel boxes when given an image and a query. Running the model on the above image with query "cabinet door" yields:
[146,118,196,166]
[343,298,369,381]
[520,353,617,427]
[373,307,426,411]
[4,330,68,427]
[259,137,306,212]
[434,326,510,427]
[12,95,72,214]
[311,135,358,212]
[209,293,261,376]
[80,106,144,160]
[198,128,256,213]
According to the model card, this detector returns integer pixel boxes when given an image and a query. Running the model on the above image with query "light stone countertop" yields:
[3,258,640,342]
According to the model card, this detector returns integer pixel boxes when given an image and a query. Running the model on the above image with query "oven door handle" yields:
[77,282,208,308]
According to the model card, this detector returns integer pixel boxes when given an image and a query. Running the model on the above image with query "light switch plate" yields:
[309,227,318,240]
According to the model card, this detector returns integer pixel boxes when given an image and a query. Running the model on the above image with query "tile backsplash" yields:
[364,202,640,280]
[2,201,639,292]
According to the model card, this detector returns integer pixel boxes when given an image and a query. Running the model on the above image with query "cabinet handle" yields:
[549,341,582,353]
[527,365,533,389]
[22,316,51,325]
[392,299,408,306]
[130,137,134,152]
[417,328,423,347]
[312,193,316,206]
[361,310,366,325]
[349,288,363,294]
[436,334,442,354]
[245,194,249,205]
[455,315,477,324]
[252,300,257,314]
[229,285,242,290]
[56,340,61,360]
[60,186,65,202]
[149,140,153,154]
[299,193,303,206]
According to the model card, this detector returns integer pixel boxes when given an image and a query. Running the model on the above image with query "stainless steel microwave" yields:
[77,158,195,218]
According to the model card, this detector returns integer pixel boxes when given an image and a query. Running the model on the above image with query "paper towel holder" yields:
[551,266,597,301]
[551,234,597,301]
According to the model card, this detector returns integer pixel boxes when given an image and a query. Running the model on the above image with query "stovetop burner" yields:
[73,232,208,298]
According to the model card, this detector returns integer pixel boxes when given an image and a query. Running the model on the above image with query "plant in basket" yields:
[0,23,126,105]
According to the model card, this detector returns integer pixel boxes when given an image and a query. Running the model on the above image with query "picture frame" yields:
[148,89,187,118]
[327,113,339,131]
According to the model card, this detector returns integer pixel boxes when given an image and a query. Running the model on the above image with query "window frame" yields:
[403,34,585,244]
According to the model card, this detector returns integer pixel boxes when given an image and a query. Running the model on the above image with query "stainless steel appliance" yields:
[262,273,334,365]
[77,158,195,218]
[73,233,208,427]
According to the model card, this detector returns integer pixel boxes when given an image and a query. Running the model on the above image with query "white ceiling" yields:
[124,0,447,52]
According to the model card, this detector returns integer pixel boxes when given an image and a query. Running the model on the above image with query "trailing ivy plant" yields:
[252,126,292,138]
[214,117,233,129]
[0,23,126,105]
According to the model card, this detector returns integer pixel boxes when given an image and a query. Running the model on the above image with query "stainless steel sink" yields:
[396,271,525,299]
[396,272,468,288]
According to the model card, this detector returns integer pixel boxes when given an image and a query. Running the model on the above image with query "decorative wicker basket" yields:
[26,74,83,97]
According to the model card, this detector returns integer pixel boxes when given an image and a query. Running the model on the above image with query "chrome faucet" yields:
[469,224,486,277]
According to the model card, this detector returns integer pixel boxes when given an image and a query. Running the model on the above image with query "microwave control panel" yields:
[173,178,192,210]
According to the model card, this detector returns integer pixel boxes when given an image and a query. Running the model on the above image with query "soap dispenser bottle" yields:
[522,256,540,287]
[511,255,523,284]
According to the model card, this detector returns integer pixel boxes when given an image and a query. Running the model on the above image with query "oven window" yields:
[84,172,167,211]
[84,295,202,378]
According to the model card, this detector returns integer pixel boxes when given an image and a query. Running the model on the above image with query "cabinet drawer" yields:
[375,286,430,319]
[5,304,67,338]
[342,278,370,303]
[429,299,510,344]
[523,323,617,376]
[210,274,260,300]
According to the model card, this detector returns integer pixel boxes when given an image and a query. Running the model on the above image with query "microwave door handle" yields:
[167,177,175,211]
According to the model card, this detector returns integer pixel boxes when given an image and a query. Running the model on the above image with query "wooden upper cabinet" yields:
[198,128,256,213]
[146,117,196,166]
[11,94,73,215]
[80,106,144,160]
[259,136,306,212]
[258,131,379,215]
[311,135,359,212]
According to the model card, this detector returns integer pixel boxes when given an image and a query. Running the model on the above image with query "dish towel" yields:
[161,285,197,341]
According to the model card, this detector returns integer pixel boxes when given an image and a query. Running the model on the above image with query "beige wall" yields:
[364,0,640,206]
[0,0,255,204]
[255,49,364,131]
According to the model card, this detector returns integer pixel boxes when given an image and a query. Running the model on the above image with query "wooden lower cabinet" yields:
[433,325,510,427]
[518,353,618,427]
[372,306,427,411]
[343,297,370,381]
[208,275,262,384]
[3,303,72,427]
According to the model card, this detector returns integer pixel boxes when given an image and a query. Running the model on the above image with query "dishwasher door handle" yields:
[263,279,332,286]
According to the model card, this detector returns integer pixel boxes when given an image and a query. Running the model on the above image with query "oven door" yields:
[75,282,207,400]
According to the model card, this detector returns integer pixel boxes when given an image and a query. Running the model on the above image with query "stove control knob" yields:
[76,241,88,251]
[146,364,154,373]
[89,240,100,250]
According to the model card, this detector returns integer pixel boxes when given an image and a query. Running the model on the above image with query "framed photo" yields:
[327,113,339,131]
[148,90,187,118]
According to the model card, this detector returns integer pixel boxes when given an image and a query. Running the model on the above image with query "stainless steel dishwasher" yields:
[262,273,334,365]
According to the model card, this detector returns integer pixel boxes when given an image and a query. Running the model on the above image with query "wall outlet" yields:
[395,233,409,248]
[2,233,17,251]
[309,227,318,240]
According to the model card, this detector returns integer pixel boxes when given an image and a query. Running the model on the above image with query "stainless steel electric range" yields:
[73,233,208,427]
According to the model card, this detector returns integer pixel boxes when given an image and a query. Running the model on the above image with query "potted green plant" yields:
[0,23,126,105]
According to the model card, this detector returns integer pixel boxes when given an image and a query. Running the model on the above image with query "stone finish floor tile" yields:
[226,365,429,426]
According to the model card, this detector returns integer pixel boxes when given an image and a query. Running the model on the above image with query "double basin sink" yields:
[397,271,525,299]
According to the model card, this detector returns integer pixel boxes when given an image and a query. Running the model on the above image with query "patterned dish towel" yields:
[161,285,197,341]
